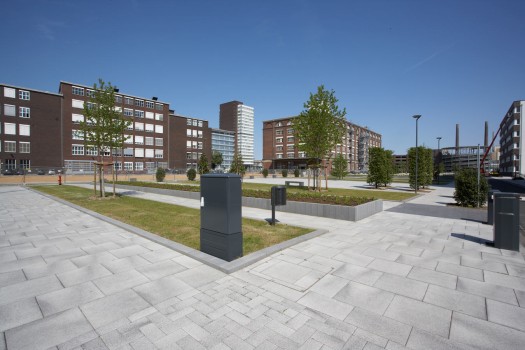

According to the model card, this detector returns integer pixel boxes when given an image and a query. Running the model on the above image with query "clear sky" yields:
[2,0,524,157]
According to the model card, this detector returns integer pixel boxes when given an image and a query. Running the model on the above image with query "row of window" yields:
[186,129,203,138]
[3,159,30,169]
[72,100,165,120]
[186,119,204,127]
[124,136,164,146]
[1,105,31,118]
[1,141,30,153]
[3,87,30,100]
[72,87,163,110]
[275,152,305,159]
[275,129,294,135]
[71,145,164,158]
[186,141,203,149]
[276,137,295,143]
[1,123,30,136]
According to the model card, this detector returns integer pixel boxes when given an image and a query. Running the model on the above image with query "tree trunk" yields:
[93,166,97,197]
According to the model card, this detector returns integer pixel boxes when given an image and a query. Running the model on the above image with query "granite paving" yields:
[0,185,525,349]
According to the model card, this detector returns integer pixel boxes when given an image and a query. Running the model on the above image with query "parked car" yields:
[2,169,14,175]
[48,169,56,175]
[37,169,45,175]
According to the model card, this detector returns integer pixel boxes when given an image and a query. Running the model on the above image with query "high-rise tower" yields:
[219,101,254,166]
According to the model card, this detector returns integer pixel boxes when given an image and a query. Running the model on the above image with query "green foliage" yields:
[367,147,394,188]
[282,169,288,177]
[155,168,166,182]
[294,169,300,177]
[262,168,269,178]
[408,146,433,190]
[294,85,347,169]
[229,152,246,177]
[187,168,197,181]
[454,168,488,207]
[197,153,210,175]
[331,154,349,180]
[434,162,445,181]
[211,151,223,169]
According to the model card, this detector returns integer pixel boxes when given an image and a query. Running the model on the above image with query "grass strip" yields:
[32,185,312,255]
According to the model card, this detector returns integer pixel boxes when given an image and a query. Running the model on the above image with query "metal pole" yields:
[477,144,480,208]
[413,115,421,194]
[437,137,441,185]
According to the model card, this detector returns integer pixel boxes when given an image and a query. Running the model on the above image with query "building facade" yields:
[1,84,63,172]
[169,113,212,170]
[262,116,382,172]
[60,82,170,173]
[219,101,254,166]
[211,128,235,171]
[499,100,524,176]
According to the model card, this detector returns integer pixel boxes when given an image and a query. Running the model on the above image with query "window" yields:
[19,107,30,118]
[19,90,30,100]
[186,140,192,148]
[192,120,198,127]
[145,137,154,146]
[287,136,294,142]
[86,147,98,156]
[197,142,203,149]
[72,130,84,140]
[135,162,144,171]
[198,120,203,127]
[155,138,163,146]
[115,95,122,104]
[135,148,144,157]
[192,130,198,137]
[276,137,283,143]
[276,146,283,151]
[5,159,15,169]
[124,162,133,170]
[155,125,163,133]
[155,103,163,111]
[5,141,16,152]
[287,144,294,150]
[4,123,16,135]
[72,100,84,109]
[145,124,154,132]
[86,89,95,98]
[145,112,154,119]
[187,119,193,126]
[125,97,133,105]
[124,148,134,157]
[135,122,144,131]
[86,102,96,110]
[155,113,163,121]
[20,159,30,169]
[72,87,84,96]
[276,130,283,135]
[19,124,30,136]
[135,135,144,145]
[187,129,192,137]
[155,149,163,158]
[276,153,283,159]
[124,135,133,144]
[124,108,133,117]
[4,104,15,116]
[4,87,15,98]
[19,142,30,153]
[198,130,203,138]
[134,110,144,118]
[287,152,295,158]
[135,99,144,107]
[145,101,154,109]
[276,122,282,127]
[288,128,294,134]
[72,114,84,123]
[72,145,84,155]
[145,149,154,158]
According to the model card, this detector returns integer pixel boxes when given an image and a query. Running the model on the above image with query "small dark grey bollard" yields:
[200,173,242,261]
[270,186,287,225]
[493,192,520,251]
[487,189,500,225]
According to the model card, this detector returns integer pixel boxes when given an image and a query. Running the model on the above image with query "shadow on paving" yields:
[386,203,487,222]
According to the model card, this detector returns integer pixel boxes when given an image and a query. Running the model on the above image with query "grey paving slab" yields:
[450,311,525,350]
[133,274,194,305]
[23,259,78,280]
[423,284,486,319]
[297,291,353,320]
[407,266,457,289]
[309,274,348,298]
[345,307,411,345]
[367,258,412,277]
[80,289,150,329]
[70,251,118,268]
[516,289,525,308]
[36,281,104,316]
[172,264,226,289]
[506,263,525,278]
[136,259,187,280]
[486,299,525,332]
[0,270,26,289]
[436,261,484,281]
[484,270,525,291]
[460,256,508,274]
[0,275,63,306]
[332,264,383,286]
[0,256,46,274]
[57,263,113,287]
[406,328,477,350]
[334,281,394,315]
[5,308,93,350]
[384,295,452,338]
[93,269,149,295]
[456,277,518,305]
[373,273,428,300]
[0,298,42,332]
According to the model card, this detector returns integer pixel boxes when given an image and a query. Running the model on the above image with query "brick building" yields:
[169,113,212,170]
[262,116,381,172]
[219,101,254,166]
[499,100,524,176]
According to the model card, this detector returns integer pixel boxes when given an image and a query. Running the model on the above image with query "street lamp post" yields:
[413,115,422,194]
[436,136,442,184]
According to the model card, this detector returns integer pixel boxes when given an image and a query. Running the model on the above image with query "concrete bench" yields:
[285,180,304,187]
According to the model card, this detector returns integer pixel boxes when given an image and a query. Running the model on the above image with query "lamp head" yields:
[412,115,422,120]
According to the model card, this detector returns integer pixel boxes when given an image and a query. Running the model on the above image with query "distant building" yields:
[499,100,524,176]
[262,116,381,172]
[393,154,408,173]
[169,113,211,170]
[440,146,488,173]
[211,128,235,171]
[0,84,62,172]
[219,101,254,166]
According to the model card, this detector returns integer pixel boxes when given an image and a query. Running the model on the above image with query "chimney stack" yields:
[484,121,489,148]
[456,124,459,150]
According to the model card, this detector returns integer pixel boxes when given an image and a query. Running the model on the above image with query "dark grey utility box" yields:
[493,192,520,251]
[271,186,287,206]
[200,173,243,261]
[487,189,500,225]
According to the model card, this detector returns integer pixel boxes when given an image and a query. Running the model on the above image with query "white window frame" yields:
[19,124,30,136]
[19,90,30,100]
[4,87,15,98]
[19,142,30,153]
[155,125,163,134]
[4,104,16,116]
[4,123,16,135]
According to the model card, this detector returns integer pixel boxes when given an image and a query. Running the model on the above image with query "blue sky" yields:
[2,0,524,156]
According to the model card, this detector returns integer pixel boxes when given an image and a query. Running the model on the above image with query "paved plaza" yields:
[1,184,525,349]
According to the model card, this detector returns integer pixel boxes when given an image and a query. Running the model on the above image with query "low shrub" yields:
[294,169,300,177]
[187,168,197,181]
[155,168,166,182]
[454,168,488,207]
[282,169,288,178]
[262,168,269,178]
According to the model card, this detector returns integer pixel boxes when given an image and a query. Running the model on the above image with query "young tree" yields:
[408,146,433,190]
[79,79,131,197]
[198,153,210,175]
[294,85,347,191]
[454,168,488,207]
[211,151,223,170]
[331,154,348,180]
[367,147,387,188]
[384,149,395,187]
[229,152,246,178]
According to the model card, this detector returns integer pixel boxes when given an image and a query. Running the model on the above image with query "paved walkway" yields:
[1,185,525,350]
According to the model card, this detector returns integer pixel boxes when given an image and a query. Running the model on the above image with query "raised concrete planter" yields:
[115,184,382,221]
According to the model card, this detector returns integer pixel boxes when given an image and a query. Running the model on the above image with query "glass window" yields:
[276,137,283,143]
[135,162,144,171]
[72,100,84,109]
[86,147,98,156]
[155,125,163,133]
[125,97,133,105]
[187,119,192,126]
[115,95,122,103]
[86,89,95,98]
[186,140,192,148]
[135,99,144,107]
[124,148,134,157]
[19,142,30,153]
[135,122,144,131]
[135,148,144,157]
[19,90,30,100]
[124,108,133,117]
[72,130,84,140]
[4,104,16,116]
[20,159,30,169]
[135,135,144,144]
[145,137,154,146]
[5,141,16,152]
[72,114,84,123]
[155,113,163,121]
[155,149,163,158]
[134,110,144,118]
[192,120,198,127]
[198,120,203,127]
[187,129,192,137]
[19,124,30,136]
[155,138,163,146]
[276,130,283,135]
[145,101,154,109]
[145,124,154,132]
[19,107,30,118]
[72,86,84,96]
[4,123,16,135]
[155,103,163,111]
[145,149,154,158]
[145,111,154,119]
[4,87,15,98]
[124,162,133,170]
[198,130,203,138]
[124,135,133,144]
[72,145,84,155]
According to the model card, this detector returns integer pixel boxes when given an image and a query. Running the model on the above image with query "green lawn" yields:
[32,185,312,255]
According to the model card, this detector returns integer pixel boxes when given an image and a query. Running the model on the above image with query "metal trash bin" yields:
[493,192,520,251]
[271,186,287,206]
[200,173,242,261]
[487,189,500,225]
